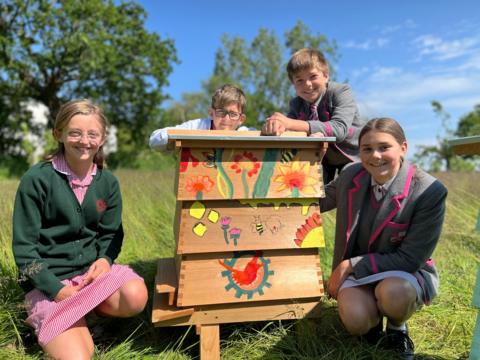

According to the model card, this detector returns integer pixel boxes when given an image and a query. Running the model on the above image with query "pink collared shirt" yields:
[52,154,97,205]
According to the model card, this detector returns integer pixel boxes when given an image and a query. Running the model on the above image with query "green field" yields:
[0,169,478,359]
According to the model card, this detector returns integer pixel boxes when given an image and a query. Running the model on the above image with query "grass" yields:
[0,169,478,359]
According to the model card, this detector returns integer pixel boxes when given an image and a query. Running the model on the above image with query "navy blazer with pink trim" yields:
[320,160,447,303]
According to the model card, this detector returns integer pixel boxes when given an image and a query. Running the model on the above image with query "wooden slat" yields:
[176,147,325,201]
[451,142,480,155]
[448,136,480,155]
[167,129,335,150]
[155,258,178,305]
[178,140,331,150]
[177,199,325,254]
[177,249,323,307]
[152,296,323,327]
[152,287,195,323]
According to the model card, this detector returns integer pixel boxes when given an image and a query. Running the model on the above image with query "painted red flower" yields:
[185,175,215,195]
[180,148,200,173]
[230,151,261,177]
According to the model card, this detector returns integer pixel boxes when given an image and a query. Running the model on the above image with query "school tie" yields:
[373,184,386,200]
[309,103,319,120]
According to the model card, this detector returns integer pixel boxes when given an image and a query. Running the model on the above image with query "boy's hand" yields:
[264,112,310,134]
[262,119,286,136]
[262,113,289,135]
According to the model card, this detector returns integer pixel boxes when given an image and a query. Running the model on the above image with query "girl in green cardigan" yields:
[13,99,148,359]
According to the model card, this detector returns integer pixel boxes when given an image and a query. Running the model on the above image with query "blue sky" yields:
[138,0,480,151]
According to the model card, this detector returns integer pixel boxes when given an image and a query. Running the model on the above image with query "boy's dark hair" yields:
[287,48,329,82]
[211,84,247,113]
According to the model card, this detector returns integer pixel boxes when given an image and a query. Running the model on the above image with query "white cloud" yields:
[350,61,480,151]
[350,66,370,79]
[345,20,480,150]
[343,37,390,50]
[379,19,417,35]
[354,65,480,113]
[413,34,480,61]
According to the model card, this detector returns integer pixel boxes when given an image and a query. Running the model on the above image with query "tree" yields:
[0,0,178,168]
[414,101,478,171]
[456,104,480,138]
[163,21,338,129]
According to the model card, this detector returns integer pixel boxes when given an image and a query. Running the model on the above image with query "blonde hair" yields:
[211,84,247,113]
[287,48,329,82]
[46,99,109,168]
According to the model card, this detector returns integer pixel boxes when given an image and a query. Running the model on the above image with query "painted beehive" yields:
[152,130,335,328]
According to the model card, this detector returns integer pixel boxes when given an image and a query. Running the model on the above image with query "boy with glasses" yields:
[149,84,253,151]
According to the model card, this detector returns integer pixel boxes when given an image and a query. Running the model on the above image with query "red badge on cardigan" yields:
[96,199,107,213]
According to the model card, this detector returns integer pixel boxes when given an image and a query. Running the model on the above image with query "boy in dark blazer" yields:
[262,48,365,183]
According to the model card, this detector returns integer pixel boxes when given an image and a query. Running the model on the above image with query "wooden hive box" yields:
[152,130,335,356]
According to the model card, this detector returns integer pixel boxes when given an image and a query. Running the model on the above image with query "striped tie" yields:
[309,103,319,120]
[373,185,386,200]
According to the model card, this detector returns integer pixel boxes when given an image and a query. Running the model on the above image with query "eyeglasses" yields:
[214,109,243,121]
[67,130,102,141]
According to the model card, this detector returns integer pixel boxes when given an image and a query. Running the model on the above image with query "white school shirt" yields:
[149,118,254,151]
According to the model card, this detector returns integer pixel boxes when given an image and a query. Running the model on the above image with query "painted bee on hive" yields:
[202,150,216,168]
[280,148,298,163]
[250,216,266,236]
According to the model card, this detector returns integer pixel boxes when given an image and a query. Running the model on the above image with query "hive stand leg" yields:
[197,324,220,360]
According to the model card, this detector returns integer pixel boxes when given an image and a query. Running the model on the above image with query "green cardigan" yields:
[12,161,123,300]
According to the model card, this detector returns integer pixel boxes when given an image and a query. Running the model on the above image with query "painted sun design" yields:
[219,251,274,299]
[294,213,325,248]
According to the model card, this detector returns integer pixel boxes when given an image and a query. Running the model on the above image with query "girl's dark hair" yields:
[359,117,407,146]
[46,99,109,168]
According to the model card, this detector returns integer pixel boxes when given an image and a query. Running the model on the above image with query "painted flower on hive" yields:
[230,151,261,197]
[185,175,215,200]
[231,151,261,177]
[273,160,318,197]
[180,148,199,173]
[229,227,242,246]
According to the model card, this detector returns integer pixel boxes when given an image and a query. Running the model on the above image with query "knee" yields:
[338,302,374,336]
[375,279,416,315]
[44,343,94,360]
[120,280,148,316]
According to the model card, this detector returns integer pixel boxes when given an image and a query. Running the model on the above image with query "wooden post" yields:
[199,324,220,360]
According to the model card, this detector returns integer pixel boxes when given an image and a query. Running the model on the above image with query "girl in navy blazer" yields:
[319,118,447,358]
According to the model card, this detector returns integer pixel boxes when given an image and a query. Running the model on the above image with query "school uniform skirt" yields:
[24,264,143,347]
[339,270,425,307]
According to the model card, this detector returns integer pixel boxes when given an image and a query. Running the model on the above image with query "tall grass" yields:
[0,170,478,359]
